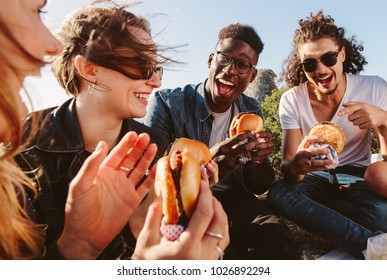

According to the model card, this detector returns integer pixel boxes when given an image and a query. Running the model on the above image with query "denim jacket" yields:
[16,98,167,259]
[143,80,267,194]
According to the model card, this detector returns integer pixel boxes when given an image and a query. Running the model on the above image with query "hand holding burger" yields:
[308,121,345,169]
[154,138,212,241]
[229,112,264,137]
[132,167,229,260]
[229,112,270,164]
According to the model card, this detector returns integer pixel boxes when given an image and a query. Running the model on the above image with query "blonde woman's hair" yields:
[0,152,44,259]
[0,17,45,259]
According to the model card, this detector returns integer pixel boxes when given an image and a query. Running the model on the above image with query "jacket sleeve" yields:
[143,90,175,145]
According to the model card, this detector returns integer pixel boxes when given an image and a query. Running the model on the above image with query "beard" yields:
[324,85,338,96]
[315,82,338,97]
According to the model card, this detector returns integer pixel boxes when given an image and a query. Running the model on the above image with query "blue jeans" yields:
[267,166,387,256]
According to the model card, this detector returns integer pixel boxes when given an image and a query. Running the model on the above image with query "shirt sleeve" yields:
[375,76,387,110]
[279,89,301,130]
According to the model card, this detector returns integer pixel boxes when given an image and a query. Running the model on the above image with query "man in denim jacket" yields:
[144,23,300,259]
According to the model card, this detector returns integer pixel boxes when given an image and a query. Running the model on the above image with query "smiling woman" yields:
[16,2,171,259]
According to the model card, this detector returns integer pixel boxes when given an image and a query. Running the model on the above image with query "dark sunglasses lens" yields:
[155,66,163,80]
[321,53,338,67]
[302,60,317,72]
[140,67,151,79]
[140,65,162,80]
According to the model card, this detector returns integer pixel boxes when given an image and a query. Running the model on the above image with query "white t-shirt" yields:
[209,105,233,149]
[209,104,239,191]
[279,74,387,167]
[209,104,239,148]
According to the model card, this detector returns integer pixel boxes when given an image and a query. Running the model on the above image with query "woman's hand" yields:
[132,169,229,260]
[205,160,219,187]
[57,132,157,259]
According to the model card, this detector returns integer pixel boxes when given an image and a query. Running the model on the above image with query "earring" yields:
[88,83,95,94]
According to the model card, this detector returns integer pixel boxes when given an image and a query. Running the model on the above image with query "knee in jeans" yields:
[267,180,297,208]
[360,204,387,232]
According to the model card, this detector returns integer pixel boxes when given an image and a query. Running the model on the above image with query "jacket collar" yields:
[36,98,85,152]
[34,98,143,153]
[195,82,213,123]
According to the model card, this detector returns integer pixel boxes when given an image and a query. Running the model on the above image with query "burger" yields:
[154,138,212,240]
[308,121,345,155]
[229,112,263,137]
[308,121,346,169]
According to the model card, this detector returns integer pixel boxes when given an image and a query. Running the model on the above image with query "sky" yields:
[25,0,387,111]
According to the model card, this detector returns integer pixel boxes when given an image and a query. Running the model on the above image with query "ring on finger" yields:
[238,155,250,165]
[215,245,224,260]
[119,165,133,177]
[205,231,224,240]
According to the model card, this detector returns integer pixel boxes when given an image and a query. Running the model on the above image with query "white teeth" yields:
[219,78,234,86]
[134,93,149,100]
[318,75,332,81]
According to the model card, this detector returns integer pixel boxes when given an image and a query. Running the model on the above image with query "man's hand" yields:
[210,131,253,178]
[338,101,387,130]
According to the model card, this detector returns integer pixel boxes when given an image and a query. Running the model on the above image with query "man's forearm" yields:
[281,159,304,183]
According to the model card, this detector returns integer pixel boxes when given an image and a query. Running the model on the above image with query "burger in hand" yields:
[154,138,211,241]
[308,121,345,169]
[228,112,265,164]
[229,112,263,137]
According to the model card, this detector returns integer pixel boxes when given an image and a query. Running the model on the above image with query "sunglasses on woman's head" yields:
[299,50,341,73]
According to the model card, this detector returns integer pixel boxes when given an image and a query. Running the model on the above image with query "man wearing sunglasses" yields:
[267,11,387,259]
[144,23,300,260]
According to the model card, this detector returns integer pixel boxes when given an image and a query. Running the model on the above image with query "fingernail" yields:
[95,141,103,153]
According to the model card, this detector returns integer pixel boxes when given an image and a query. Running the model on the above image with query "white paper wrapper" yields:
[364,233,387,260]
[309,143,339,169]
[160,224,185,241]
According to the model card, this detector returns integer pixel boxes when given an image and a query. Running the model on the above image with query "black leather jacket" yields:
[16,98,168,259]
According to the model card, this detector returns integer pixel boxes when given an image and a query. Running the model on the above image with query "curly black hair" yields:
[281,11,367,88]
[217,23,264,56]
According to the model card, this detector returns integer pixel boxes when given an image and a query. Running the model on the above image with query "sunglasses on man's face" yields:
[299,50,341,73]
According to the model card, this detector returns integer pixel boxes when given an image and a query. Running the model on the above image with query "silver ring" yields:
[215,246,224,260]
[205,231,224,240]
[306,160,312,167]
[119,165,133,176]
[145,169,150,176]
[238,155,250,165]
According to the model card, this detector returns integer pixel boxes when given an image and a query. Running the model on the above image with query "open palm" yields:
[58,132,157,259]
